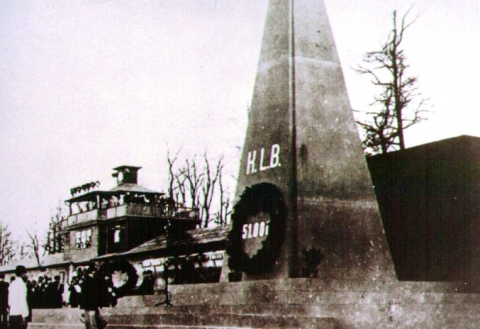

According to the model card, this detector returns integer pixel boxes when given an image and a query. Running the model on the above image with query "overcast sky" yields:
[1,0,479,243]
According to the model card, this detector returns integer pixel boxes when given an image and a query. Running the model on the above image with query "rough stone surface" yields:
[103,280,480,328]
[28,280,480,328]
[29,308,84,329]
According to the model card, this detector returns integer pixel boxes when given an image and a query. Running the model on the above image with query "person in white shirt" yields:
[8,265,29,329]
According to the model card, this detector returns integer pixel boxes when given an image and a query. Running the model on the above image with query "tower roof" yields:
[109,183,157,193]
[66,165,162,203]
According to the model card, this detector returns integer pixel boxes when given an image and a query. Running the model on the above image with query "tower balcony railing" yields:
[67,209,104,226]
[67,204,199,226]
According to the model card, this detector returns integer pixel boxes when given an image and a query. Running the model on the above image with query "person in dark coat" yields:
[68,276,81,308]
[138,270,155,295]
[28,280,38,309]
[50,275,64,308]
[80,263,106,329]
[95,263,116,308]
[37,275,50,309]
[32,278,43,309]
[25,279,34,322]
[43,275,53,308]
[80,264,98,312]
[0,274,9,329]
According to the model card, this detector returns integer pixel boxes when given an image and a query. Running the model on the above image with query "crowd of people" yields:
[68,263,155,309]
[0,262,156,329]
[28,274,64,309]
[75,193,177,214]
[68,264,117,310]
[67,263,155,329]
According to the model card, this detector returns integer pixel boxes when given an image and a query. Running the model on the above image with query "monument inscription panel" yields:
[246,143,282,175]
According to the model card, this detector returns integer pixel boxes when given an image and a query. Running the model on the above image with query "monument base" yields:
[29,279,480,329]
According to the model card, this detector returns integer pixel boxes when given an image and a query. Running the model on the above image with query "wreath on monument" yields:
[226,182,286,274]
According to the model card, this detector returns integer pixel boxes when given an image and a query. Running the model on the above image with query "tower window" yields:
[113,225,122,243]
[75,229,92,249]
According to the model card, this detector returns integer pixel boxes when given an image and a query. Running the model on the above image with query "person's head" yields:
[86,263,96,276]
[54,275,61,282]
[15,265,27,279]
[0,273,5,281]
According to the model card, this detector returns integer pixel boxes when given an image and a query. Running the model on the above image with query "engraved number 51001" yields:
[242,221,270,240]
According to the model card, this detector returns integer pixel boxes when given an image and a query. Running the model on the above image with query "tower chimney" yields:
[112,166,142,186]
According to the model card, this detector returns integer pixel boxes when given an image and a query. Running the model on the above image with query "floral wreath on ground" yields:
[99,259,139,297]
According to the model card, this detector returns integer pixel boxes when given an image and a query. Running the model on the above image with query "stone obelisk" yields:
[221,0,395,282]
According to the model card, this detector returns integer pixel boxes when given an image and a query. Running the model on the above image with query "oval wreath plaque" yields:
[226,182,286,274]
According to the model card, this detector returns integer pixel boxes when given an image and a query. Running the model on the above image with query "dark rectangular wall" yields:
[367,136,480,281]
[127,219,166,250]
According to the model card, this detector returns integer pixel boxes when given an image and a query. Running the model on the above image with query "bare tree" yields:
[166,148,180,200]
[18,243,31,260]
[180,158,204,210]
[199,155,222,228]
[0,224,16,266]
[174,172,187,206]
[165,151,231,227]
[43,204,66,255]
[356,9,428,155]
[213,169,231,226]
[27,231,42,268]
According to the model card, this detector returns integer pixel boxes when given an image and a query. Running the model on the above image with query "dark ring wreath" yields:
[98,259,139,297]
[226,182,286,274]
